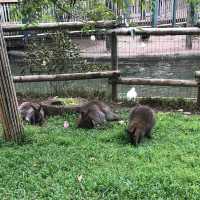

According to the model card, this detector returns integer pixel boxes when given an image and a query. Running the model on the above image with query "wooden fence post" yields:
[110,32,118,101]
[195,71,200,106]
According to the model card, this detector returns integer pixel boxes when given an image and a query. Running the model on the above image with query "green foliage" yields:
[24,31,109,74]
[14,0,117,24]
[13,0,55,23]
[86,3,115,21]
[187,0,200,4]
[0,112,200,199]
[112,0,135,8]
[14,0,200,24]
[25,31,82,74]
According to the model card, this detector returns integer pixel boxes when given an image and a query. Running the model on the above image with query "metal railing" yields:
[0,0,197,26]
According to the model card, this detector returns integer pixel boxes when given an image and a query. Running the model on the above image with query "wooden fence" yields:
[7,25,200,105]
[108,27,200,103]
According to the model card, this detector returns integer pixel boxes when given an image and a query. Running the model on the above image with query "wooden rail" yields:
[115,77,198,87]
[13,70,200,104]
[13,71,120,83]
[108,27,200,35]
[2,21,117,32]
[3,23,200,36]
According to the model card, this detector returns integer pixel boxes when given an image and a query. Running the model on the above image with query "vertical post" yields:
[172,0,177,27]
[110,32,118,102]
[152,0,158,27]
[195,71,200,106]
[22,16,29,46]
[106,35,111,51]
[186,3,195,49]
[0,25,24,143]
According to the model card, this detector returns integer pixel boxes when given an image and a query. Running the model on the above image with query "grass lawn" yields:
[0,111,200,199]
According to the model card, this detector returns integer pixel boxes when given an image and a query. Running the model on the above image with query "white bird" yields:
[127,87,137,101]
[90,35,96,41]
[124,18,129,27]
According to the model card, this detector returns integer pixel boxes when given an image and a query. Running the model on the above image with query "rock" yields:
[177,109,184,112]
[8,50,26,58]
[118,120,126,125]
[183,112,191,115]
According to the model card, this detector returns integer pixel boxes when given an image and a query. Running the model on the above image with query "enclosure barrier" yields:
[195,71,200,106]
[107,27,200,36]
[13,71,120,82]
[2,20,117,33]
[107,27,200,103]
[12,71,200,103]
[8,26,200,104]
[114,78,197,87]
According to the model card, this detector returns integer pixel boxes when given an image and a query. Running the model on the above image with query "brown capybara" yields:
[77,100,119,128]
[18,102,45,125]
[127,105,155,146]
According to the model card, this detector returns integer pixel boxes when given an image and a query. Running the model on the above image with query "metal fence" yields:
[7,28,200,100]
[0,0,198,26]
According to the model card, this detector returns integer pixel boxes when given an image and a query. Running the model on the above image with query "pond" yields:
[118,58,199,99]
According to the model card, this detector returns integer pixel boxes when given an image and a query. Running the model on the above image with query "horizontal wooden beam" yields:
[3,20,117,32]
[13,71,120,83]
[3,22,187,39]
[0,0,18,3]
[115,77,197,87]
[108,27,200,36]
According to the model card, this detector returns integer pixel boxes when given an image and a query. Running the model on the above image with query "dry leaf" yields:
[77,175,83,182]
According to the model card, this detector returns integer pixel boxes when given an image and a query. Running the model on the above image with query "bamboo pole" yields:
[0,25,23,143]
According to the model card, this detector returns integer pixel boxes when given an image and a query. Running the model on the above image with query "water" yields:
[10,56,200,99]
[118,58,200,99]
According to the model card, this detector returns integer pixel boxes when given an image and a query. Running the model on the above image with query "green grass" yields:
[0,111,200,199]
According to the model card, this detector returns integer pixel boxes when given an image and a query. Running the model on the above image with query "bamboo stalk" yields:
[0,25,23,143]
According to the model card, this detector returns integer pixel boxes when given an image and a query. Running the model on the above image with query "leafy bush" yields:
[25,31,110,75]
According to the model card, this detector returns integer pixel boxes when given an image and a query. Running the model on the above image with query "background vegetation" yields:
[23,31,110,75]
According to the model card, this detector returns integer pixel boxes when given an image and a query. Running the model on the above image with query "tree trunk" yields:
[0,25,24,143]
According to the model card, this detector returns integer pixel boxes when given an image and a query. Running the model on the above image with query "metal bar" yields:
[172,0,177,27]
